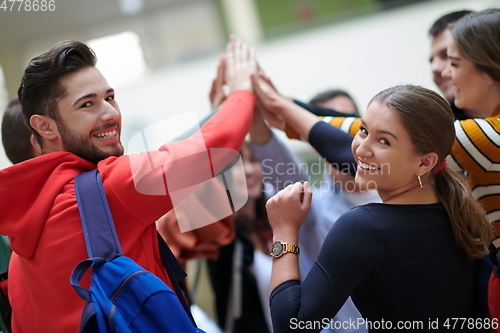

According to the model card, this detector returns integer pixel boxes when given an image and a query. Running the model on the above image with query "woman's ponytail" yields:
[434,165,492,258]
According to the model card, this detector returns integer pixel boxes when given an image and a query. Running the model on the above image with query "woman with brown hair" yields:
[440,8,500,326]
[256,8,500,262]
[441,8,500,248]
[265,85,492,332]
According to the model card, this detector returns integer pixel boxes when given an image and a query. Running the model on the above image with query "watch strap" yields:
[283,243,300,256]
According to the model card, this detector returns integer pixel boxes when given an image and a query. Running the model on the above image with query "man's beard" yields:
[58,120,124,165]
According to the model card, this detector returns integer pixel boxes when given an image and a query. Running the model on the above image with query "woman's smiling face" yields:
[443,38,496,117]
[351,101,423,198]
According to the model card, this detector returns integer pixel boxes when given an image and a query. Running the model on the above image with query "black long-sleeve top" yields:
[270,203,474,333]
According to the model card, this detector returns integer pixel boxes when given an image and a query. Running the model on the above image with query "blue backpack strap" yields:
[75,170,122,260]
[75,169,197,326]
[157,233,196,325]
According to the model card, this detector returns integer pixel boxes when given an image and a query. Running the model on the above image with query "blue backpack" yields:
[70,170,205,333]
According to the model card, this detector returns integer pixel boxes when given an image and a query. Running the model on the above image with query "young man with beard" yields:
[428,10,473,120]
[0,38,256,333]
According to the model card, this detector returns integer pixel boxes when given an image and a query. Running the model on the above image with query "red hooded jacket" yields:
[0,90,254,333]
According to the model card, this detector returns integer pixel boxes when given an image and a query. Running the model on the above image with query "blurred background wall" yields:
[0,0,497,168]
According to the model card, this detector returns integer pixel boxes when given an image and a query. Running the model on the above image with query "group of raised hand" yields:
[210,36,313,248]
[209,36,255,109]
[211,36,326,141]
[209,36,284,119]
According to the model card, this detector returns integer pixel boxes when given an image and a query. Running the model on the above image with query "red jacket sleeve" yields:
[99,90,255,228]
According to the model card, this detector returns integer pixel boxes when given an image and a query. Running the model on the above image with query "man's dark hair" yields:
[17,40,97,146]
[310,89,359,116]
[428,10,474,37]
[1,98,35,164]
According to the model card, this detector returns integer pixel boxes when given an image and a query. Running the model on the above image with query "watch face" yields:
[271,241,283,258]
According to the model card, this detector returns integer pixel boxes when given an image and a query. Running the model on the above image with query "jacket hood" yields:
[0,152,95,258]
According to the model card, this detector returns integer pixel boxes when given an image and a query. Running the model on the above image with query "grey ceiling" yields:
[0,0,185,46]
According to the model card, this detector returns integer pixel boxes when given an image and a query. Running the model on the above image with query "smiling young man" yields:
[428,10,473,120]
[29,65,124,163]
[0,40,256,333]
[428,11,472,103]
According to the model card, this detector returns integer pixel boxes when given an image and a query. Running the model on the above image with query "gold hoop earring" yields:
[417,175,423,189]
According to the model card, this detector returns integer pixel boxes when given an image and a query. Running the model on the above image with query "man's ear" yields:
[29,134,42,157]
[417,152,439,176]
[30,115,59,141]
